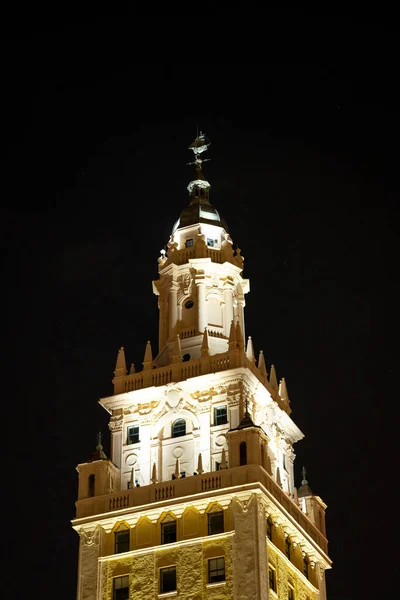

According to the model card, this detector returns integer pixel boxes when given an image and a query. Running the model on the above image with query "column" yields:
[197,282,206,333]
[224,287,233,336]
[169,287,178,340]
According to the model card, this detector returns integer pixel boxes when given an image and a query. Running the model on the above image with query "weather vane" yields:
[187,130,211,173]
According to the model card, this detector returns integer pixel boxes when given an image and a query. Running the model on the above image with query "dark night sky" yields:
[3,20,398,600]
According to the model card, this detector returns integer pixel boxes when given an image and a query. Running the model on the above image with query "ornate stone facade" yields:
[72,134,331,599]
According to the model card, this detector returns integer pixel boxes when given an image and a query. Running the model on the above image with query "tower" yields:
[72,134,332,600]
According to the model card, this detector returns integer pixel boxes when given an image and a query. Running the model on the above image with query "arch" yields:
[172,418,186,438]
[153,408,199,439]
[111,520,130,533]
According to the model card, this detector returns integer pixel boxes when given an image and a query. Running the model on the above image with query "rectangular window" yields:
[268,566,276,592]
[185,238,193,247]
[288,586,295,600]
[208,511,224,535]
[113,575,129,600]
[214,405,228,425]
[127,425,139,445]
[208,557,225,583]
[267,517,273,541]
[161,521,176,544]
[115,530,130,554]
[285,537,291,560]
[160,566,176,594]
[207,238,214,247]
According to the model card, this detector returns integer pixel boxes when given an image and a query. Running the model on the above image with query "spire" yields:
[114,346,127,377]
[269,364,278,390]
[246,336,256,363]
[171,334,182,363]
[228,320,237,350]
[197,453,204,475]
[298,466,314,497]
[201,327,210,356]
[130,467,135,488]
[142,340,153,370]
[276,466,282,488]
[258,350,268,379]
[279,377,290,404]
[235,320,244,350]
[90,432,107,461]
[151,462,157,484]
[174,458,181,479]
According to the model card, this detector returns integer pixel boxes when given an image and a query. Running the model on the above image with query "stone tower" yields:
[72,133,332,600]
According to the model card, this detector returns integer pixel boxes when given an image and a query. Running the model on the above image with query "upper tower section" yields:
[152,133,249,367]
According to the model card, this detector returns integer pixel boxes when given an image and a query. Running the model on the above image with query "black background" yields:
[3,18,398,600]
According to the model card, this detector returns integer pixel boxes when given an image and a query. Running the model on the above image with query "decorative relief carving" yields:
[80,526,100,547]
[109,417,123,433]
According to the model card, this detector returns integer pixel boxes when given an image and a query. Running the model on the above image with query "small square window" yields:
[160,566,176,594]
[161,521,176,544]
[185,238,194,247]
[268,566,276,592]
[115,530,130,554]
[127,425,139,445]
[207,238,214,247]
[208,511,224,535]
[113,575,129,600]
[208,557,225,583]
[288,586,295,600]
[214,405,227,426]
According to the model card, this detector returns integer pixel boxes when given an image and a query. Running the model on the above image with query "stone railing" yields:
[114,349,291,415]
[165,246,224,267]
[75,464,327,554]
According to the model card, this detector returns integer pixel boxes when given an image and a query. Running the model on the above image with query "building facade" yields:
[72,134,332,600]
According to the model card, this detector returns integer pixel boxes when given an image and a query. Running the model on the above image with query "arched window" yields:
[172,419,186,438]
[239,441,247,466]
[88,474,95,497]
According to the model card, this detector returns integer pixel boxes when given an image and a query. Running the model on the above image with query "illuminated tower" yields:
[72,134,332,600]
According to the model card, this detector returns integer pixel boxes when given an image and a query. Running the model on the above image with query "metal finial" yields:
[96,431,102,448]
[187,131,211,172]
[301,466,308,484]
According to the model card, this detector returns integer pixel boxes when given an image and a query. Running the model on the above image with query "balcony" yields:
[74,464,328,555]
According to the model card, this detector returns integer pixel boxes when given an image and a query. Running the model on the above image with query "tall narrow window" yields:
[303,557,309,580]
[285,537,291,560]
[288,585,295,600]
[268,566,276,592]
[115,530,130,554]
[214,405,228,425]
[267,516,273,541]
[159,566,176,594]
[127,425,139,445]
[113,576,129,600]
[208,511,224,535]
[240,441,247,466]
[172,419,186,438]
[88,474,95,497]
[208,557,225,583]
[161,520,176,544]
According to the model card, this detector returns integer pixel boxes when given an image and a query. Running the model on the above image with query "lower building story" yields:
[73,485,330,600]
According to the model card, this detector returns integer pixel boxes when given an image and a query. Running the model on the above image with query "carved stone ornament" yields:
[109,417,123,433]
[80,526,99,546]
